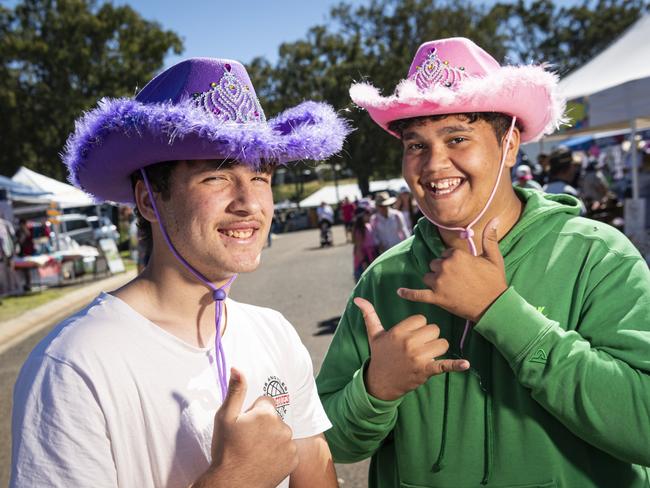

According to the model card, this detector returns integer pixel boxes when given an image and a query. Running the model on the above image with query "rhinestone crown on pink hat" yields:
[350,37,566,143]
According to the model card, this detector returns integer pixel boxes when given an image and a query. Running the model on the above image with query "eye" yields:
[448,136,467,145]
[252,175,271,184]
[406,142,426,153]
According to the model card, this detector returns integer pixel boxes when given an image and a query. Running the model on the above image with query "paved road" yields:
[0,226,370,487]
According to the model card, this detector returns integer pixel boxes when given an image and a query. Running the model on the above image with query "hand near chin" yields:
[397,218,507,322]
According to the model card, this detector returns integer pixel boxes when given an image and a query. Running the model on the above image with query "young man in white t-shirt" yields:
[10,58,350,487]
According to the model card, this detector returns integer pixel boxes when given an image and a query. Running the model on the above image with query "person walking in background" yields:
[316,201,335,247]
[513,164,542,191]
[352,207,377,281]
[580,160,610,211]
[340,196,356,243]
[15,219,34,257]
[543,146,581,197]
[370,191,409,254]
[393,186,417,231]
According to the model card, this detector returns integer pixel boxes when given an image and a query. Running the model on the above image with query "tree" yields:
[0,0,183,180]
[249,0,648,195]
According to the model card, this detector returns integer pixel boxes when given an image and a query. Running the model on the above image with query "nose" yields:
[422,143,453,176]
[226,178,263,216]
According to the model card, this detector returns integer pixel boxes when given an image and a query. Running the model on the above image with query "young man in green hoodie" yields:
[317,37,650,487]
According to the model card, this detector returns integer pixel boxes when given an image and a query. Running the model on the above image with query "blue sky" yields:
[5,0,582,69]
[112,0,369,68]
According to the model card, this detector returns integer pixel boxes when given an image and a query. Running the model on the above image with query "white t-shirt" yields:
[316,205,334,223]
[11,293,331,488]
[371,208,408,251]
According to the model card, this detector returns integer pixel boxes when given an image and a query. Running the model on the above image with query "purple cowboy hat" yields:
[63,58,352,204]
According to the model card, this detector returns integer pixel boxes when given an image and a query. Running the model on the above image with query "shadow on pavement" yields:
[314,316,340,336]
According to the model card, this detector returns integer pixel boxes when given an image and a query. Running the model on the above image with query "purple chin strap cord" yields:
[140,169,235,402]
[420,116,517,353]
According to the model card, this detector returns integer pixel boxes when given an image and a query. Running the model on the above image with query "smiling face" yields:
[400,115,519,228]
[148,160,273,281]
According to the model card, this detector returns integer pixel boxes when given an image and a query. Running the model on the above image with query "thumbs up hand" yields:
[355,297,470,402]
[195,368,298,488]
[397,218,507,323]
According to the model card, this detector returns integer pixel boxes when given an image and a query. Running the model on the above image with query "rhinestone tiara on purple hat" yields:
[349,37,566,143]
[63,57,352,204]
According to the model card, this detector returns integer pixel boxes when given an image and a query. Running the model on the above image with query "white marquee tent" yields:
[538,15,650,242]
[12,166,95,208]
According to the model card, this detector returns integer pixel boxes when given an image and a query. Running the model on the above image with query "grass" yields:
[0,253,137,323]
[272,178,357,203]
[0,286,83,322]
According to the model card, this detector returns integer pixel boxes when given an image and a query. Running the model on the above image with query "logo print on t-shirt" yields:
[263,376,290,419]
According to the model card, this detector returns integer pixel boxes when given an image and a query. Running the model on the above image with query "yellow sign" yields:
[46,208,61,217]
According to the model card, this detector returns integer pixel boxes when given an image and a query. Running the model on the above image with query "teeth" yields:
[222,229,254,238]
[430,177,462,195]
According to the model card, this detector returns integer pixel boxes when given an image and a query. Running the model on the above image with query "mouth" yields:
[217,222,261,241]
[425,177,466,199]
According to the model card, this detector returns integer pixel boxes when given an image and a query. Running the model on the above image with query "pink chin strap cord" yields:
[141,169,236,402]
[420,116,517,353]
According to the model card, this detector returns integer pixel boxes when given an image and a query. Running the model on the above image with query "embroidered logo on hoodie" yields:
[530,349,548,364]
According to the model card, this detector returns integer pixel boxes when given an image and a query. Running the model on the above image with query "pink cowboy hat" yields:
[349,37,566,142]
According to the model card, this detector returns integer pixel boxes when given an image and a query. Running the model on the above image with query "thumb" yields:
[218,367,248,423]
[481,218,503,265]
[353,297,385,342]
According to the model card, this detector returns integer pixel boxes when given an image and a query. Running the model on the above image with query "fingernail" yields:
[460,360,470,370]
[396,288,404,297]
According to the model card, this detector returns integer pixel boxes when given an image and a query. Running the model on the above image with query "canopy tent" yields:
[299,178,407,207]
[0,175,51,201]
[12,166,95,208]
[531,15,650,244]
[558,15,650,104]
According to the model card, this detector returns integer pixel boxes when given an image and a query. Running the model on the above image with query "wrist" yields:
[363,361,400,401]
[474,284,508,322]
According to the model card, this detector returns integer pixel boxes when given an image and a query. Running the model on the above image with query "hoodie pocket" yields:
[400,481,557,488]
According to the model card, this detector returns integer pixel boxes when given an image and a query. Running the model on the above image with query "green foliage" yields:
[0,0,182,180]
[249,0,648,194]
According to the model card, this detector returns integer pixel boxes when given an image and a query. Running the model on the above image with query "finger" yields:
[392,313,428,332]
[397,287,437,304]
[481,218,503,266]
[427,358,471,376]
[441,248,454,259]
[219,368,248,423]
[248,395,279,415]
[428,258,442,273]
[353,297,385,341]
[409,322,441,343]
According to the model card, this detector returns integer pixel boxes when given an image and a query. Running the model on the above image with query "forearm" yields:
[475,287,650,466]
[289,435,338,488]
[319,363,401,463]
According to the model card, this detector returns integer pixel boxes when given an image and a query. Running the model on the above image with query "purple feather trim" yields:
[63,97,352,189]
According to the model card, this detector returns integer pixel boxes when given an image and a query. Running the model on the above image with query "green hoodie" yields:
[317,188,650,487]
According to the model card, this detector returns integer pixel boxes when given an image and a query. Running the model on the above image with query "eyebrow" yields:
[402,124,474,141]
[436,125,474,135]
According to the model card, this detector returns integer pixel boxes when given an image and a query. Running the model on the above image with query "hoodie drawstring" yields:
[420,116,517,353]
[431,372,450,472]
[141,168,236,402]
[481,346,494,485]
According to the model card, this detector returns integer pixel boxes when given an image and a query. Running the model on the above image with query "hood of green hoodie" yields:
[412,187,582,272]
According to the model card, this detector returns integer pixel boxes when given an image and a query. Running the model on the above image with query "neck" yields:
[113,250,233,348]
[438,188,523,255]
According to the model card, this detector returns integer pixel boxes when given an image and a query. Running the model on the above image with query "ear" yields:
[133,179,158,224]
[503,126,521,169]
